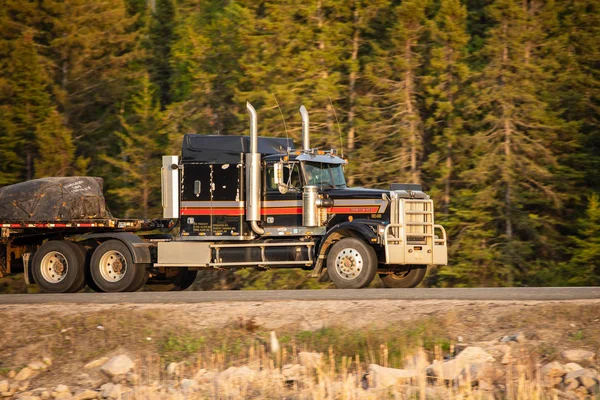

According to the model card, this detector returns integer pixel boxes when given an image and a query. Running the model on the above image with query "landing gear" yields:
[327,237,377,289]
[379,265,427,288]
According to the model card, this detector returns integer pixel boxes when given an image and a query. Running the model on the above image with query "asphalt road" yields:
[0,287,599,304]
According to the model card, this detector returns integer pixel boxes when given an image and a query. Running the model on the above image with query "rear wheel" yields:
[171,268,197,291]
[90,240,147,292]
[379,265,427,288]
[327,237,377,289]
[31,241,85,293]
[66,242,88,293]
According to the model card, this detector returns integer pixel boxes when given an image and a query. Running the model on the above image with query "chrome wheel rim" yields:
[99,250,127,282]
[334,248,363,280]
[40,252,68,283]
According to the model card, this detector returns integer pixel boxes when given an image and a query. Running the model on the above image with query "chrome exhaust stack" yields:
[245,102,264,235]
[300,105,310,151]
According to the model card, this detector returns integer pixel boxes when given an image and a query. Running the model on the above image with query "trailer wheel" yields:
[31,241,85,293]
[379,265,427,288]
[66,242,88,293]
[327,237,377,289]
[90,240,147,292]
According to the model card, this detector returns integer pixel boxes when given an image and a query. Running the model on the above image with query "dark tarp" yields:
[182,134,294,163]
[0,177,112,221]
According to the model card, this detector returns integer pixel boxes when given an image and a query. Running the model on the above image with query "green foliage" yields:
[0,0,598,288]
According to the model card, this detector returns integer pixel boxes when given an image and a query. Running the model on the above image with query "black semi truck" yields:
[0,103,447,293]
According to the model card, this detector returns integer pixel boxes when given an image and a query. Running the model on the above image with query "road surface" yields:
[0,287,599,304]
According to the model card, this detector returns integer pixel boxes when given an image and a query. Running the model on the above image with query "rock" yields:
[367,364,417,388]
[564,363,583,372]
[28,362,47,371]
[73,389,98,400]
[427,359,463,381]
[19,381,30,391]
[126,372,138,384]
[579,375,598,390]
[14,367,33,381]
[55,385,70,393]
[40,391,51,400]
[298,352,322,369]
[100,383,121,399]
[8,371,16,379]
[192,369,208,383]
[1,391,15,398]
[219,366,257,382]
[467,362,505,385]
[166,363,179,376]
[281,364,305,382]
[563,379,579,391]
[456,347,495,365]
[0,381,7,393]
[100,355,134,377]
[53,394,72,400]
[42,357,52,367]
[564,369,586,382]
[84,357,109,370]
[180,379,196,394]
[561,349,595,363]
[15,396,40,400]
[500,332,525,343]
[541,361,567,388]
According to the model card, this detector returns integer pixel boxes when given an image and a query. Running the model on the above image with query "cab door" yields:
[263,162,303,233]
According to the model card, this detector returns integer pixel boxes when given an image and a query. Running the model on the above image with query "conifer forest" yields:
[0,0,598,287]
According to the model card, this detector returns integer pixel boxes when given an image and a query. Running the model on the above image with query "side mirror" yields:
[273,162,289,194]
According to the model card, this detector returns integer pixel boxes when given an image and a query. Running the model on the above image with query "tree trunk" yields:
[404,39,420,184]
[347,9,360,186]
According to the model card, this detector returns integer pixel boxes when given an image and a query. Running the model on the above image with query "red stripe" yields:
[262,207,303,215]
[328,207,379,214]
[181,208,244,216]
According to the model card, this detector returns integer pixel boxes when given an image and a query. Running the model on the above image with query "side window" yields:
[266,163,277,191]
[266,162,301,192]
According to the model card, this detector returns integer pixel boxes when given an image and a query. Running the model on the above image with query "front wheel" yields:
[379,265,427,288]
[327,237,377,289]
[90,240,147,292]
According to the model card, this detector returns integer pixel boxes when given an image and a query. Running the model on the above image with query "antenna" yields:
[272,93,290,152]
[329,95,344,158]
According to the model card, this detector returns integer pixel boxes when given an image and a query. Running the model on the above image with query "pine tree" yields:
[360,0,428,187]
[561,194,600,286]
[34,110,79,178]
[2,32,54,181]
[102,73,165,219]
[148,0,177,107]
[447,0,573,285]
[422,0,471,214]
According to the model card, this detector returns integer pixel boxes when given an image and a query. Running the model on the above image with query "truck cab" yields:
[159,102,448,289]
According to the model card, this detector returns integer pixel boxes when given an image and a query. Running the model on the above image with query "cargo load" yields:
[0,177,111,221]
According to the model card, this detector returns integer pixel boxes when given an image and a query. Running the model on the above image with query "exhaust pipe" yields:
[245,102,264,235]
[300,105,310,151]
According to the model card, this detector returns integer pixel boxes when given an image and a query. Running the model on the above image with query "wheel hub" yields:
[40,252,68,283]
[99,250,128,283]
[334,248,363,280]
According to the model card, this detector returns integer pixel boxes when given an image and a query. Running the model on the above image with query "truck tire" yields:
[326,237,377,289]
[31,241,85,293]
[171,268,197,291]
[379,265,427,288]
[66,242,88,293]
[90,240,148,292]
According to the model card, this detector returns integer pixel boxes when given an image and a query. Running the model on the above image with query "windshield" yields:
[303,162,347,189]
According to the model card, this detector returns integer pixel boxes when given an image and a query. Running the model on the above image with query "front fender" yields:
[317,220,383,256]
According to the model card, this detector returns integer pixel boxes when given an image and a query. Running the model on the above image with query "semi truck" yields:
[0,103,447,293]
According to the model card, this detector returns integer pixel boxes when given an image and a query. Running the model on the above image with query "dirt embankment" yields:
[0,299,598,399]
